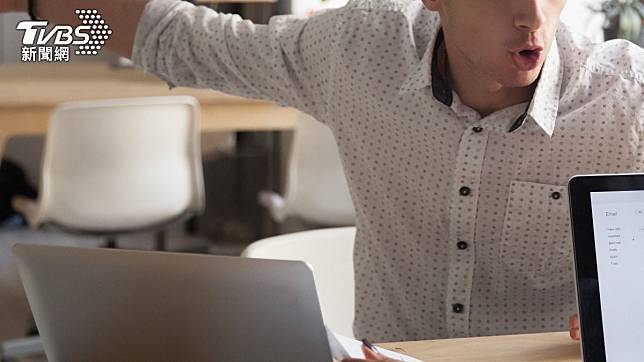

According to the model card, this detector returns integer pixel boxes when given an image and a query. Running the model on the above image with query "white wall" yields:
[559,0,606,42]
[291,0,347,16]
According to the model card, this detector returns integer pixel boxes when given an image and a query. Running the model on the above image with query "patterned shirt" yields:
[132,0,644,342]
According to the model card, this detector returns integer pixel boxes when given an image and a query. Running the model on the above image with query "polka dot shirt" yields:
[132,0,644,342]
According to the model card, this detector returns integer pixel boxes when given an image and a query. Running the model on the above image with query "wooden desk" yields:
[0,63,299,157]
[378,332,581,362]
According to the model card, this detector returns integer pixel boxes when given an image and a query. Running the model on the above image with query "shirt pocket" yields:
[499,181,573,287]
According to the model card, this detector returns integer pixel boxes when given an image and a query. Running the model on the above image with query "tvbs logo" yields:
[16,9,112,61]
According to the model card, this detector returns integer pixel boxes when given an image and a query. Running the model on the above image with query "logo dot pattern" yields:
[74,9,111,56]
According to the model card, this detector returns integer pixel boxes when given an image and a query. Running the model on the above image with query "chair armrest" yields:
[257,191,288,222]
[11,196,40,228]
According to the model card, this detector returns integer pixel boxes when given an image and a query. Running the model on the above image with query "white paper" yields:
[326,326,423,362]
[326,326,352,361]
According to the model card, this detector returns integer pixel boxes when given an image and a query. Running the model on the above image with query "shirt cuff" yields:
[131,0,189,88]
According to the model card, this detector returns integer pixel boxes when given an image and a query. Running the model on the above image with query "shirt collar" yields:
[399,25,563,137]
[429,29,453,106]
[524,36,562,137]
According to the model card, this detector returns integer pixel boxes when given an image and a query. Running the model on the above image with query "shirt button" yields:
[459,186,471,196]
[472,126,483,133]
[452,303,464,313]
[551,191,561,200]
[457,241,469,250]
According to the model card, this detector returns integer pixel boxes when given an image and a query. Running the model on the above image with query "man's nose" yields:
[514,0,546,32]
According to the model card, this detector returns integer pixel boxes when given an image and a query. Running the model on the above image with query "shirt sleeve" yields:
[131,0,339,120]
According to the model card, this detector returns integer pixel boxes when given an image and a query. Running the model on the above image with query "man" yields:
[2,0,642,353]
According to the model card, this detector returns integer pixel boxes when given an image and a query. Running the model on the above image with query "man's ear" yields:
[422,0,441,11]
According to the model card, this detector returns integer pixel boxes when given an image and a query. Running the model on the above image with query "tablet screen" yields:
[590,190,644,362]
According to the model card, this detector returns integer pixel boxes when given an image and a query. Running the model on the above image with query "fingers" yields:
[569,314,579,328]
[569,314,580,341]
[362,345,381,360]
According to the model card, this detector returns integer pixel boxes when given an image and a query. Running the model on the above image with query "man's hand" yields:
[0,0,27,12]
[569,314,580,341]
[341,345,403,362]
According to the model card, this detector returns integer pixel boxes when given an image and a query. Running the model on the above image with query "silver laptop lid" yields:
[13,244,332,362]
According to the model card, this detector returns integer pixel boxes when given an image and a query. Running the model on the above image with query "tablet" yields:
[569,174,644,362]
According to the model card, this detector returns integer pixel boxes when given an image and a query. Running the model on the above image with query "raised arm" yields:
[2,0,339,120]
[131,0,337,119]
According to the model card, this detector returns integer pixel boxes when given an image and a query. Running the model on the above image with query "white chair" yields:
[258,113,355,226]
[241,227,356,338]
[12,96,205,249]
[5,96,205,361]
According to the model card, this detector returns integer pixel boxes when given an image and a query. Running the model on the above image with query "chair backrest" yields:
[241,227,356,338]
[34,96,204,232]
[283,113,355,225]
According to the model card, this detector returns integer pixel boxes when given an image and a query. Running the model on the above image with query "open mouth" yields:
[511,48,542,71]
[519,49,538,57]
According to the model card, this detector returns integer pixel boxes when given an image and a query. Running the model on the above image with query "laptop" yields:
[569,174,644,362]
[13,244,333,362]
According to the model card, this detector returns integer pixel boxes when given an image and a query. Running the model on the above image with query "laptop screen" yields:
[590,190,644,362]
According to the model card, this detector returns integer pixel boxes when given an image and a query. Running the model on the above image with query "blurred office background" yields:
[0,0,357,350]
[0,0,636,357]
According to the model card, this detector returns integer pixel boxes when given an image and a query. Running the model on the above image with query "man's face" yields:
[426,0,567,88]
